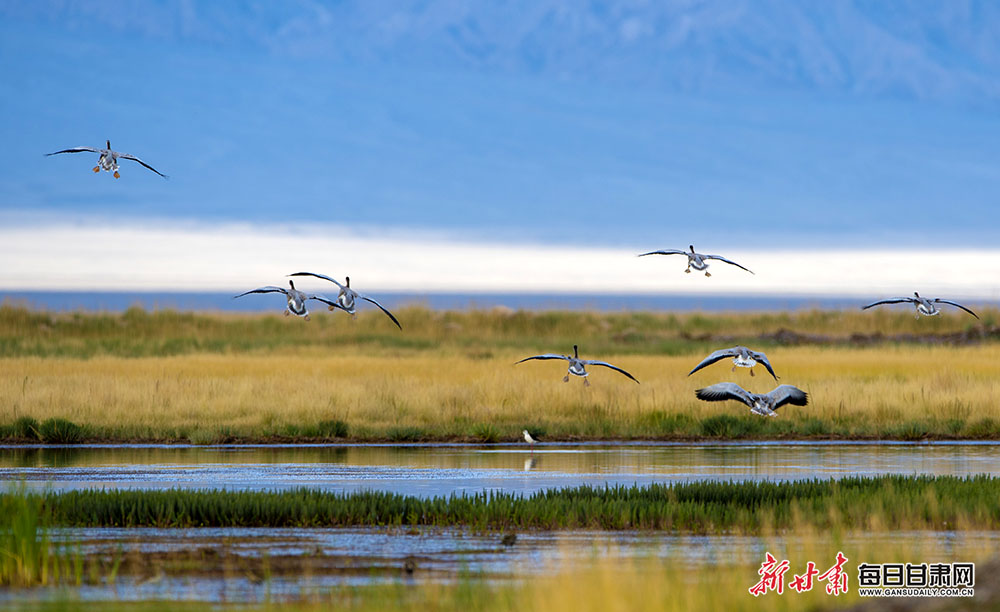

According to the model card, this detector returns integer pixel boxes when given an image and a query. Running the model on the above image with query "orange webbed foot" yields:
[113,171,120,179]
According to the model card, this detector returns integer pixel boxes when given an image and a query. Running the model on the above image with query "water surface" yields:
[2,442,997,497]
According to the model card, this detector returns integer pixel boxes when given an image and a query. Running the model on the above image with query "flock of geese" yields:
[45,141,984,435]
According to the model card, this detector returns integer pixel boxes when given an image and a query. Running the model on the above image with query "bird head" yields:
[289,280,296,290]
[573,344,579,358]
[345,276,350,288]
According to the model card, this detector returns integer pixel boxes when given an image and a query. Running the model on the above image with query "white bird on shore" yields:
[288,272,401,329]
[233,280,340,320]
[688,346,778,380]
[694,383,808,417]
[639,245,753,277]
[862,292,979,320]
[46,140,167,179]
[516,345,639,386]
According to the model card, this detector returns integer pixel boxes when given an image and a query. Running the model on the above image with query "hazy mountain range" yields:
[8,1,1000,105]
[1,1,998,248]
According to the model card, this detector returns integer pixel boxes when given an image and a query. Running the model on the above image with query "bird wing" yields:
[288,272,347,290]
[45,147,101,156]
[233,286,287,299]
[360,295,402,329]
[584,360,640,383]
[703,254,754,274]
[765,385,809,410]
[515,354,568,364]
[861,298,914,310]
[638,250,688,257]
[307,294,348,311]
[749,350,780,381]
[117,153,168,178]
[933,299,980,319]
[687,348,739,376]
[694,383,755,407]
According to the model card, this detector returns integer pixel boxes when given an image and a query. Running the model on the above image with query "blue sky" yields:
[1,1,999,248]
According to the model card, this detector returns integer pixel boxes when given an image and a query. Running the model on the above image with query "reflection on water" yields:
[2,527,994,603]
[1,442,998,498]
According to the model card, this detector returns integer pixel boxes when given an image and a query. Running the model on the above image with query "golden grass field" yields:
[1,305,999,441]
[3,343,1000,441]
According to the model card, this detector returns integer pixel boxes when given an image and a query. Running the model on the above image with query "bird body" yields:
[862,292,979,320]
[516,345,639,386]
[46,140,167,179]
[695,382,808,417]
[639,245,753,277]
[233,280,339,320]
[522,430,536,445]
[688,346,778,380]
[288,272,401,329]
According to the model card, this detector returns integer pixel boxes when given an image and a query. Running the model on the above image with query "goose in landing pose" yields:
[688,346,778,380]
[46,140,167,179]
[233,280,340,320]
[515,345,639,386]
[288,272,401,329]
[638,245,753,277]
[862,292,979,320]
[695,383,808,417]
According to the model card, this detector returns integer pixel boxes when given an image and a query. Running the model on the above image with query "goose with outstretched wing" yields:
[233,280,341,320]
[695,382,807,417]
[639,245,753,277]
[288,272,401,329]
[46,140,167,179]
[862,292,979,319]
[688,346,778,380]
[516,345,639,386]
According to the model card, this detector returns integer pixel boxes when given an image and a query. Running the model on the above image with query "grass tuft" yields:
[37,418,83,444]
[316,419,349,438]
[472,423,501,443]
[13,416,40,440]
[386,426,426,442]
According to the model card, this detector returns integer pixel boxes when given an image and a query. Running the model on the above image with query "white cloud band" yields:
[1,220,998,299]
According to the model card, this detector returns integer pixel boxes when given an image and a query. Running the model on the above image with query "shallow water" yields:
[2,441,998,497]
[3,527,994,603]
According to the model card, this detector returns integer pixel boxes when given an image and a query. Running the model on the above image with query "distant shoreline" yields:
[6,290,990,313]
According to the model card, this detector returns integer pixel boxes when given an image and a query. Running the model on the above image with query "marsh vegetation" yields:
[6,475,998,532]
[2,305,999,442]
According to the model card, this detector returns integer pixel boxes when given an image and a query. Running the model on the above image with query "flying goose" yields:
[862,292,979,320]
[46,140,167,179]
[233,280,340,320]
[695,383,808,417]
[515,345,639,386]
[639,245,753,277]
[688,346,778,380]
[288,272,401,329]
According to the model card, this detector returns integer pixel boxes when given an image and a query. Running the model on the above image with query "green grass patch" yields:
[37,418,84,444]
[13,416,40,441]
[13,475,1000,533]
